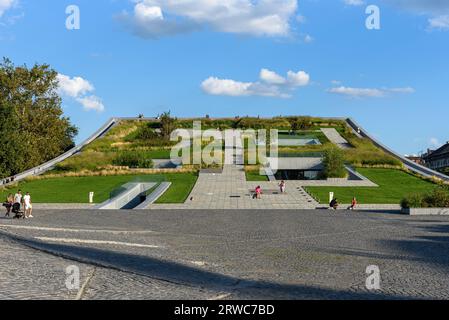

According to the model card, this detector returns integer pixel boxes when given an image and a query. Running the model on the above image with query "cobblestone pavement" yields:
[1,209,449,299]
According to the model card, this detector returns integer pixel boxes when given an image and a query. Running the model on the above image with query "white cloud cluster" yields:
[57,74,105,112]
[328,85,415,98]
[428,15,449,30]
[0,0,15,17]
[125,0,299,38]
[201,68,310,98]
[388,0,449,30]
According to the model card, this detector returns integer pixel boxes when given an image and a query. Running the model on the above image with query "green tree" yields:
[290,118,300,134]
[0,58,78,178]
[322,146,347,178]
[159,111,177,140]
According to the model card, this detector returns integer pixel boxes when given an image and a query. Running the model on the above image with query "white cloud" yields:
[387,0,449,30]
[428,15,449,30]
[287,70,310,87]
[343,0,364,6]
[328,86,415,98]
[0,0,16,17]
[260,68,286,85]
[201,77,252,97]
[201,68,310,98]
[57,74,94,98]
[76,95,105,112]
[328,86,385,98]
[124,0,299,38]
[57,74,105,112]
[134,3,163,21]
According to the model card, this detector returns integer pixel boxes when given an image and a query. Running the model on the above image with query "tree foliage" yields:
[159,111,177,140]
[0,58,78,178]
[322,146,347,178]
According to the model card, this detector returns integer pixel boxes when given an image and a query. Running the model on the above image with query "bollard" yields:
[89,192,94,204]
[329,192,334,205]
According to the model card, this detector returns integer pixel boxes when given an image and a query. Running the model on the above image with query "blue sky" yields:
[1,0,448,155]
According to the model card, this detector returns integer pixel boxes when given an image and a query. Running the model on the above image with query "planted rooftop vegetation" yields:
[1,115,446,205]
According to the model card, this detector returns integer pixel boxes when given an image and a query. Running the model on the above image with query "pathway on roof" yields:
[152,136,319,210]
[321,128,352,149]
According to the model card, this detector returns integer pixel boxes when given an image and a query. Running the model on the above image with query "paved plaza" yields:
[152,135,377,210]
[1,209,449,299]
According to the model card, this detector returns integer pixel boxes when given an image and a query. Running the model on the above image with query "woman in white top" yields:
[23,192,33,218]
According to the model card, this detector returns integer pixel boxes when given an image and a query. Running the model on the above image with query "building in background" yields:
[423,142,449,173]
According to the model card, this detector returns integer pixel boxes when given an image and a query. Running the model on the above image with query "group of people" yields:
[252,181,359,212]
[2,189,33,219]
[329,197,358,211]
[253,181,287,199]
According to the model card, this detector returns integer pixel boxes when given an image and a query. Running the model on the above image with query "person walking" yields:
[23,192,33,218]
[14,190,23,211]
[279,180,286,193]
[255,186,262,199]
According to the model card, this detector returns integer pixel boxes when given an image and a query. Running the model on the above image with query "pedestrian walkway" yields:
[152,136,319,210]
[321,128,352,149]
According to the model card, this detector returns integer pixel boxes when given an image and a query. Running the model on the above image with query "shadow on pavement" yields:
[13,234,418,300]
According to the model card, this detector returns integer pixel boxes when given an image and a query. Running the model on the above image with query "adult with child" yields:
[14,190,23,211]
[3,194,14,217]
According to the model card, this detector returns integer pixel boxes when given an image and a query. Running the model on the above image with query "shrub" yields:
[322,147,347,178]
[133,124,159,141]
[112,151,154,168]
[423,188,449,208]
[401,188,449,208]
[400,193,424,209]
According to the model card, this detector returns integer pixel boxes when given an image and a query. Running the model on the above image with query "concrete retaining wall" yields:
[96,183,156,210]
[403,208,449,216]
[134,182,172,209]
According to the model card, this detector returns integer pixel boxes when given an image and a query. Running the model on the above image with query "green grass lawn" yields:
[305,168,440,204]
[245,170,269,182]
[1,173,198,204]
[144,149,172,159]
[155,172,198,203]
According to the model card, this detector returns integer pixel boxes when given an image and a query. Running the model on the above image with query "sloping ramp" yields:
[95,183,156,210]
[346,118,449,182]
[321,128,352,149]
[1,117,161,186]
[134,182,172,210]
